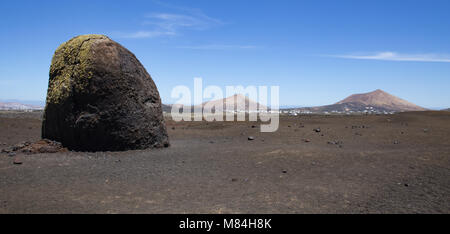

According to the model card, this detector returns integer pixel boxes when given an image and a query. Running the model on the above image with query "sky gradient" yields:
[1,0,449,108]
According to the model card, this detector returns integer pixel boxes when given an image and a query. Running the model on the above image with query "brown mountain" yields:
[198,94,267,112]
[289,89,427,113]
[335,89,426,111]
[162,94,267,113]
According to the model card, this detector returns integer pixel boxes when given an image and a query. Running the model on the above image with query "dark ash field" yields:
[0,111,449,213]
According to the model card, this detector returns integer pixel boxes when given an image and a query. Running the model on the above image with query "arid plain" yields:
[0,111,449,213]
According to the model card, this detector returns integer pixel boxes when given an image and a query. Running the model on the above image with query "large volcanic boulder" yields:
[42,34,169,151]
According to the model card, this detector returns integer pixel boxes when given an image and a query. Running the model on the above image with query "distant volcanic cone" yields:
[42,34,169,151]
[336,89,427,112]
[198,94,267,112]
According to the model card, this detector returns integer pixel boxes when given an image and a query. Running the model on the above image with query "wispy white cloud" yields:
[177,44,260,50]
[144,12,222,30]
[117,3,222,39]
[329,51,450,63]
[118,30,176,39]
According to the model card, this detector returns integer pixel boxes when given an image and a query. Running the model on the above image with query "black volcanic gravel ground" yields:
[0,111,449,213]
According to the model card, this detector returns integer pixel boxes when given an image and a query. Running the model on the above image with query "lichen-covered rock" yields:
[42,34,169,151]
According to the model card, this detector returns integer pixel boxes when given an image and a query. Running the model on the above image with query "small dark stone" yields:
[314,128,321,133]
[12,144,25,151]
[404,183,409,187]
[248,136,255,141]
[282,170,287,174]
[13,158,22,165]
[231,178,238,182]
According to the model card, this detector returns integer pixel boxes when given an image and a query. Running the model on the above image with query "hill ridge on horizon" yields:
[284,89,428,113]
[2,90,436,112]
[0,101,44,110]
[335,89,426,111]
[198,93,267,110]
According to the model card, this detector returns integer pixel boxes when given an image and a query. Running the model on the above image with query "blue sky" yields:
[1,0,449,108]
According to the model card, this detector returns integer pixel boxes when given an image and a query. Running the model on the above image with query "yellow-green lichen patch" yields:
[46,34,109,104]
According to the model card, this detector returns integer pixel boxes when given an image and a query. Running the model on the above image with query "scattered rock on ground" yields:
[351,125,370,129]
[1,148,11,153]
[2,139,68,155]
[328,140,343,147]
[13,157,22,165]
[12,142,29,151]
